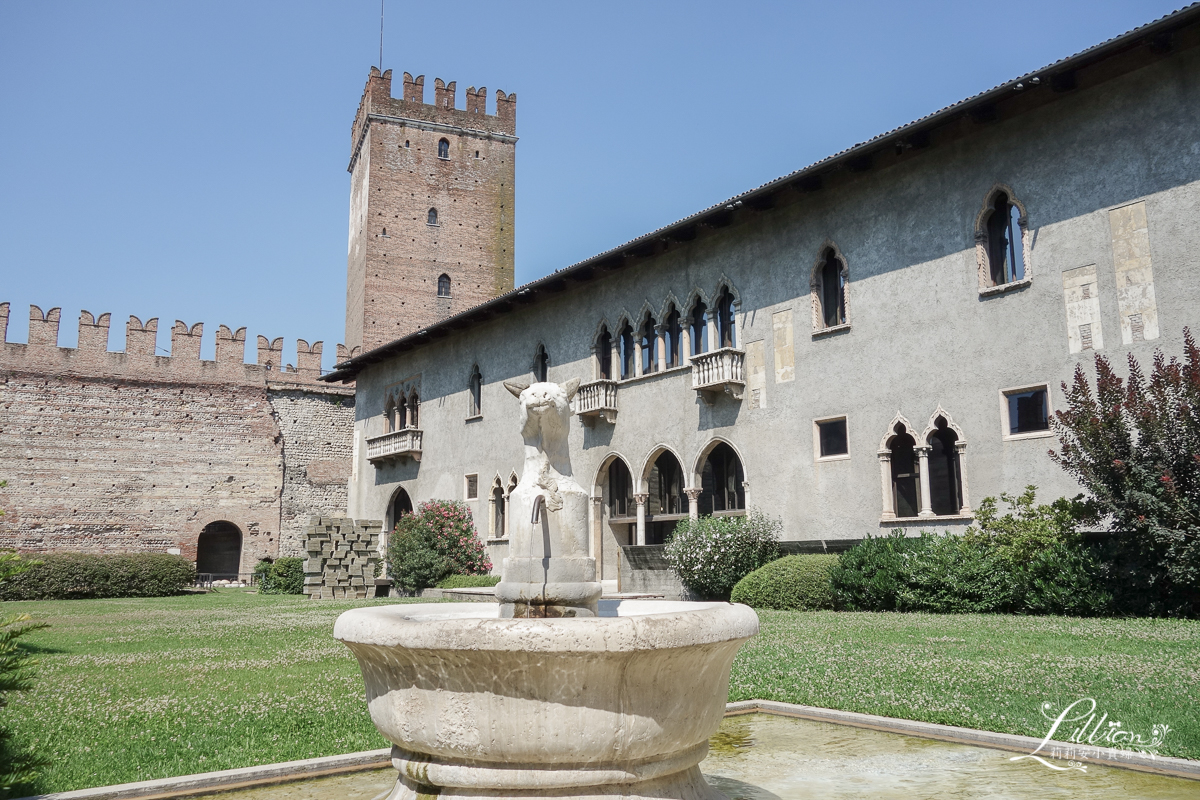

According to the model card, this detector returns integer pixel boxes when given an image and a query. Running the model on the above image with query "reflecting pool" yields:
[201,713,1197,800]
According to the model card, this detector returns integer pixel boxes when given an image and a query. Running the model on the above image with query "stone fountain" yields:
[334,379,759,800]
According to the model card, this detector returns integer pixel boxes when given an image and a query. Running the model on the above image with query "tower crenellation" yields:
[344,66,518,353]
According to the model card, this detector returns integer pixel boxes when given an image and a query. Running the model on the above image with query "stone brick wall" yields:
[0,304,355,571]
[270,387,355,556]
[344,67,517,352]
[302,516,382,599]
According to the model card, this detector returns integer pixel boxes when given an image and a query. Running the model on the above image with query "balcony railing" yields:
[691,347,745,404]
[367,428,423,465]
[574,379,618,424]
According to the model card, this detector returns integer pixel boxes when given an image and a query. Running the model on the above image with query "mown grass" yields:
[731,610,1200,761]
[4,594,1198,794]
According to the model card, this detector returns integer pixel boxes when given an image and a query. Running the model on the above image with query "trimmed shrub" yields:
[436,574,501,589]
[664,511,781,600]
[255,557,304,595]
[388,501,492,593]
[830,488,1111,615]
[730,554,839,610]
[0,553,195,601]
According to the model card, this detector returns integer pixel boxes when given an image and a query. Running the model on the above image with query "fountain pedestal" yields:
[336,380,758,799]
[335,600,757,800]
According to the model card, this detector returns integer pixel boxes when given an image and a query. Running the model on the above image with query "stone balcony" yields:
[574,379,618,425]
[366,428,423,465]
[691,347,745,404]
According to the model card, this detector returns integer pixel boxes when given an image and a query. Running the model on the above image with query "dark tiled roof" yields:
[324,3,1200,383]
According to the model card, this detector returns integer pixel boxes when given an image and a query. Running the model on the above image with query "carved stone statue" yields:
[494,377,602,617]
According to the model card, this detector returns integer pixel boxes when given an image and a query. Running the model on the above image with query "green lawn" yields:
[4,593,1198,794]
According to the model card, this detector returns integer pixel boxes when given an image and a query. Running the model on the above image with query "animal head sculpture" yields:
[503,378,580,444]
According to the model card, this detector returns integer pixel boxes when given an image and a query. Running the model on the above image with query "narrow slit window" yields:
[818,249,846,328]
[533,345,549,382]
[690,301,708,355]
[437,274,451,297]
[597,326,613,380]
[438,138,450,159]
[716,288,736,348]
[619,323,635,379]
[468,366,482,417]
[664,306,682,368]
[428,208,439,225]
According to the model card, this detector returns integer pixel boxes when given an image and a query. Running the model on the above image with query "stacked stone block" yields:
[303,516,383,599]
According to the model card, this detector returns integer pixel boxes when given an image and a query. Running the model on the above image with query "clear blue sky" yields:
[0,1,1183,369]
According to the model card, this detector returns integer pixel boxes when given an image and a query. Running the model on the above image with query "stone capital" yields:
[633,493,649,506]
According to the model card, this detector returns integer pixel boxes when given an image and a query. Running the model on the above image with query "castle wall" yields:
[342,43,1200,581]
[270,387,355,557]
[0,307,354,568]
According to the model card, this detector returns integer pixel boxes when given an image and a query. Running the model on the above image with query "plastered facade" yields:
[341,39,1200,581]
[0,305,354,573]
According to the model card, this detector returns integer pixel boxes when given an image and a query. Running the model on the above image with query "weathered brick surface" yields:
[345,68,516,352]
[270,389,355,556]
[0,305,355,569]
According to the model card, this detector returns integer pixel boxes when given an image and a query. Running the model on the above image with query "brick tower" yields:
[344,68,517,354]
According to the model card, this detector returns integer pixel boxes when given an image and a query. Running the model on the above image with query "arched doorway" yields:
[594,455,635,580]
[197,521,242,580]
[645,450,687,544]
[388,487,413,533]
[698,442,745,516]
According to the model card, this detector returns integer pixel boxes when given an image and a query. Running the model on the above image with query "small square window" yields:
[465,474,478,500]
[1004,387,1050,436]
[815,417,849,460]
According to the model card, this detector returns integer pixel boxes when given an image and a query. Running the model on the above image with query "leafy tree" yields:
[1051,330,1200,617]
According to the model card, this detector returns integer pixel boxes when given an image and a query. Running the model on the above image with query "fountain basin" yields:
[334,599,758,799]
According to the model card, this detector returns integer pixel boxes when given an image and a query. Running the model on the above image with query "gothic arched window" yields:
[640,315,658,374]
[715,287,736,349]
[690,300,708,355]
[664,305,682,368]
[437,273,451,297]
[619,322,635,379]
[814,247,847,329]
[927,417,963,516]
[889,424,920,518]
[977,188,1028,289]
[438,138,450,159]
[596,325,613,380]
[533,344,549,382]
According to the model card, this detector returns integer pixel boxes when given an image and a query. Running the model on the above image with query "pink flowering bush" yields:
[387,500,492,592]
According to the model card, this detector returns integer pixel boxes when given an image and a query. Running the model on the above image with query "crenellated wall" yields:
[0,302,355,569]
[0,303,352,387]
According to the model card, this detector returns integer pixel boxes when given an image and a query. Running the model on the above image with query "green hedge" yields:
[435,574,501,589]
[254,557,304,595]
[0,553,195,601]
[730,554,839,610]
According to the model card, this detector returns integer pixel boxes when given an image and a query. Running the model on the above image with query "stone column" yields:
[591,496,605,574]
[634,493,648,545]
[610,340,621,380]
[656,328,667,371]
[707,316,719,352]
[878,452,895,519]
[681,327,692,367]
[955,442,971,515]
[634,339,644,378]
[502,493,511,539]
[684,488,702,520]
[916,446,934,518]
